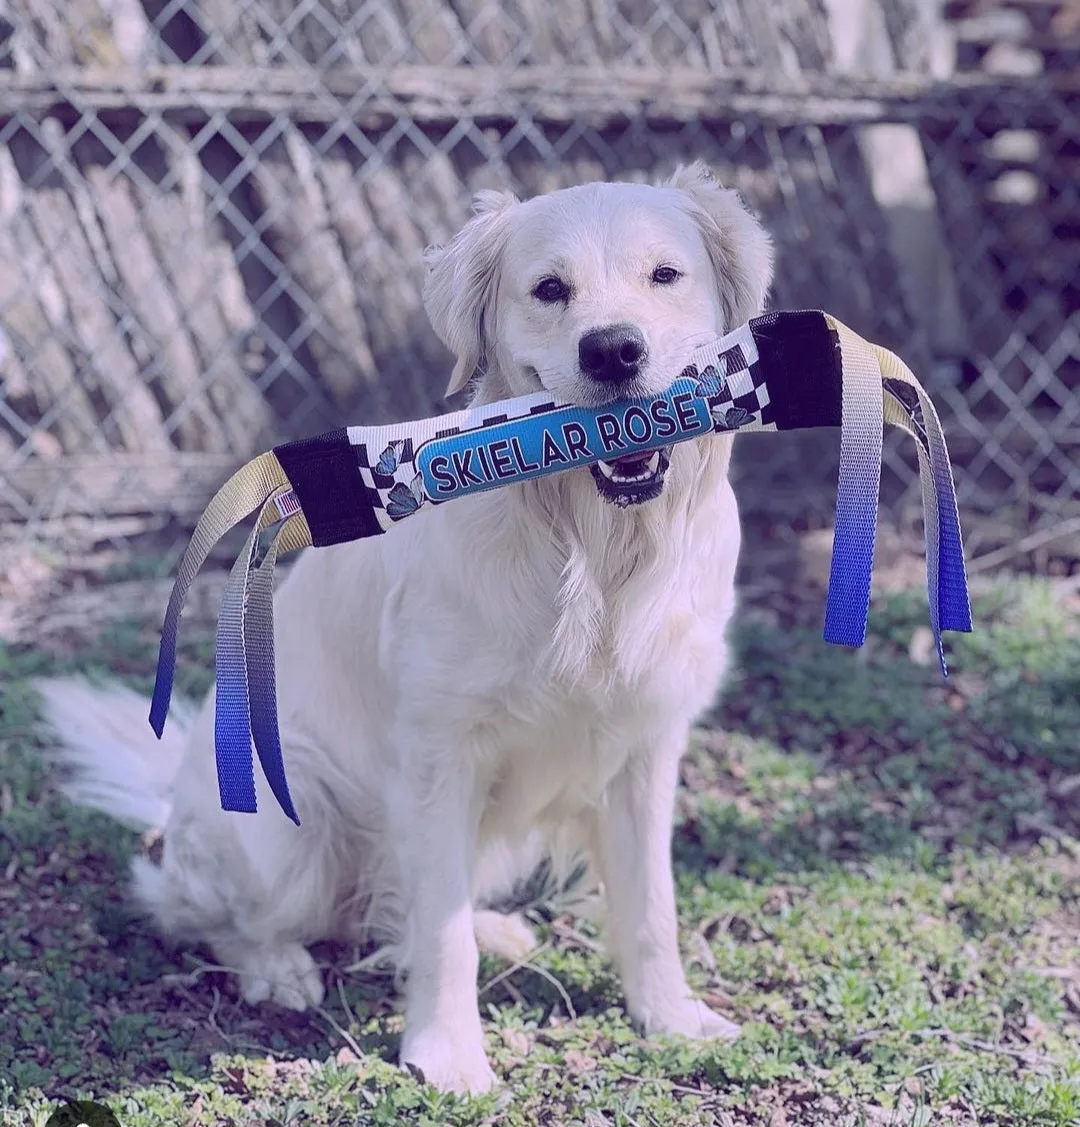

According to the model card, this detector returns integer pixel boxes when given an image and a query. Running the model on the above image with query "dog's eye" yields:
[532,276,570,304]
[651,265,681,285]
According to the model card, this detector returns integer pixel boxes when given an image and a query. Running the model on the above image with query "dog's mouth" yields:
[590,447,671,507]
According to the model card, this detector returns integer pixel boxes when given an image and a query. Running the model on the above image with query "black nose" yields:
[578,324,648,383]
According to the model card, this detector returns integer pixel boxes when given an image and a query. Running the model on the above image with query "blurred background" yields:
[0,0,1076,641]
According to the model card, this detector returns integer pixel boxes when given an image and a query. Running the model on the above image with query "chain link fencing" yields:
[0,0,1077,625]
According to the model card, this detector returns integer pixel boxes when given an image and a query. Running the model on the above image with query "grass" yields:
[1,573,1078,1125]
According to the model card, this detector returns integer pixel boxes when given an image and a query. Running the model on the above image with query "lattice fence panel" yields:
[0,0,1076,588]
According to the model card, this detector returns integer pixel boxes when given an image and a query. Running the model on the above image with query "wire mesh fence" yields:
[0,0,1077,605]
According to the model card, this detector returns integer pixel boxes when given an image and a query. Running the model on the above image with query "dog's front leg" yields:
[395,754,496,1095]
[591,736,741,1040]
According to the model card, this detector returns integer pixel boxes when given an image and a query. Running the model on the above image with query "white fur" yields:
[39,163,773,1094]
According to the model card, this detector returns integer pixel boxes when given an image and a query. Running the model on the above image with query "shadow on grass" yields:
[675,579,1080,886]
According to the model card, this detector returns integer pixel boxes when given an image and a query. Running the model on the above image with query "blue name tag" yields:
[417,378,712,502]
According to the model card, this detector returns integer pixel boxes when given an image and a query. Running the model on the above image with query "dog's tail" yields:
[37,678,194,831]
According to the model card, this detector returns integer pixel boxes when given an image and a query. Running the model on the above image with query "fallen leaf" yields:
[564,1049,598,1073]
[500,1028,531,1055]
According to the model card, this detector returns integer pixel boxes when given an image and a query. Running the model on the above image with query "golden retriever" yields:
[41,161,773,1093]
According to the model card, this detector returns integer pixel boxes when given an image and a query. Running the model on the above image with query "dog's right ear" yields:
[666,162,774,329]
[423,189,519,398]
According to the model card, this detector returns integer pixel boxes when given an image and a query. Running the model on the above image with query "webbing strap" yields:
[149,451,303,736]
[878,350,972,672]
[822,317,884,649]
[818,319,970,672]
[214,491,304,821]
[243,515,299,823]
[214,515,262,815]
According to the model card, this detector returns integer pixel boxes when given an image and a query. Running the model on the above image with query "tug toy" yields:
[150,310,971,824]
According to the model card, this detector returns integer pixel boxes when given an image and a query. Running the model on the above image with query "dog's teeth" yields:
[595,448,669,498]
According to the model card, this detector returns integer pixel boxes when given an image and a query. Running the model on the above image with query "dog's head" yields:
[423,163,773,507]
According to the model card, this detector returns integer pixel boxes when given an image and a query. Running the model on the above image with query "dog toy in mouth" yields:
[149,310,971,824]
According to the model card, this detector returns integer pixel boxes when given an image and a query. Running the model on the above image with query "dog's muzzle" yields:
[590,446,672,506]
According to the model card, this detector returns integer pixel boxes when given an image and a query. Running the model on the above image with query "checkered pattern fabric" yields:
[685,324,777,435]
[356,437,420,531]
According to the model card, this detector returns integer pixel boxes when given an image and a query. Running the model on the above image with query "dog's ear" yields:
[423,189,519,398]
[667,161,774,328]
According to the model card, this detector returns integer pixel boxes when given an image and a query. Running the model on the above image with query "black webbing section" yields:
[274,429,383,546]
[750,310,844,431]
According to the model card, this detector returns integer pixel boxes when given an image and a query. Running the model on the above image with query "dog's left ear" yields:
[423,188,519,398]
[667,162,774,327]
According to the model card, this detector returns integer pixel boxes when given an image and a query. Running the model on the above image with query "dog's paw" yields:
[641,998,741,1041]
[473,909,538,962]
[236,943,325,1011]
[401,1028,497,1095]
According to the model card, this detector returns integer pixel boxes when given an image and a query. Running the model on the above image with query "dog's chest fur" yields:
[440,463,738,829]
[478,674,675,831]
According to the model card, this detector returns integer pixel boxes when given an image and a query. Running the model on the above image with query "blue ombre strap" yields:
[822,317,884,649]
[880,360,971,674]
[243,515,300,824]
[214,519,261,815]
[917,392,971,639]
[820,320,971,672]
[214,491,303,820]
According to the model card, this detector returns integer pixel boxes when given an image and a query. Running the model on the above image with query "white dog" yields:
[41,162,773,1094]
